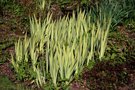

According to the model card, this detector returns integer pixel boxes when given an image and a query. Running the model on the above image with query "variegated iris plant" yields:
[11,11,112,88]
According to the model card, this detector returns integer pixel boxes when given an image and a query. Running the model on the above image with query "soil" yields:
[71,59,135,90]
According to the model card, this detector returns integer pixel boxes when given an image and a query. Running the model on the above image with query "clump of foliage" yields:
[89,0,135,29]
[11,10,112,89]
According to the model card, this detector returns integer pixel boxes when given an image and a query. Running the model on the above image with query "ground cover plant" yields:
[0,0,135,90]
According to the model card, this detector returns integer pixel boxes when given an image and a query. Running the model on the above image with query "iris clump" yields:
[11,10,112,89]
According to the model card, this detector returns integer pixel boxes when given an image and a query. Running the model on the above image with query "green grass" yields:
[0,76,15,90]
[0,76,34,90]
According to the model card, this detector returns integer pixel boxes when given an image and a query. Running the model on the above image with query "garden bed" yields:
[0,0,135,90]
